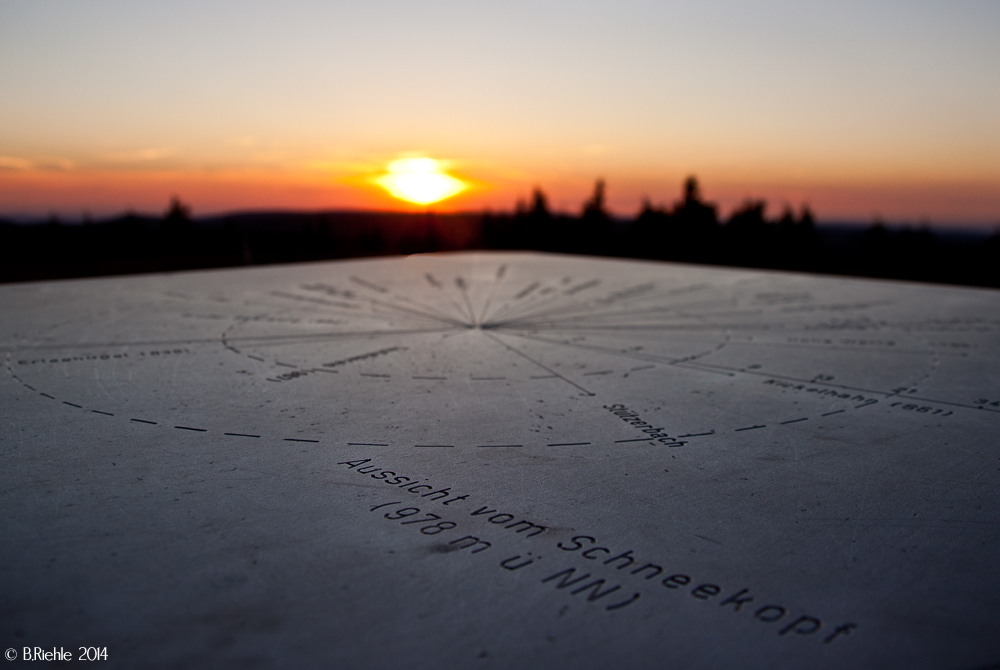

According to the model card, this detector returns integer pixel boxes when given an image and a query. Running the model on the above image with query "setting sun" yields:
[376,158,466,205]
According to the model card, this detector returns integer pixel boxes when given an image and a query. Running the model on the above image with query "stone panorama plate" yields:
[2,252,998,669]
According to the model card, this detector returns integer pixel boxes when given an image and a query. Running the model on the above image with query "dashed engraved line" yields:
[8,360,715,449]
[2,365,926,449]
[0,363,968,450]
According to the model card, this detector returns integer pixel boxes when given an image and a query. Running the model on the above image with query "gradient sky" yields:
[1,1,998,224]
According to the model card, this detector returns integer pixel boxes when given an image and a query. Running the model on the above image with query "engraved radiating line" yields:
[263,284,477,332]
[679,361,892,397]
[5,326,444,354]
[339,275,471,327]
[484,278,559,322]
[720,340,958,357]
[493,275,684,325]
[482,332,595,396]
[492,297,759,330]
[7,327,455,355]
[455,277,477,326]
[491,281,715,328]
[267,291,361,312]
[354,292,468,328]
[500,330,726,368]
[224,327,454,349]
[494,322,759,333]
[500,328,993,416]
[674,361,996,415]
[476,264,507,325]
[263,290,462,331]
[484,275,607,325]
[495,299,745,328]
[498,305,761,332]
[483,280,542,323]
[484,279,600,325]
[425,272,476,323]
[388,289,474,325]
[218,291,403,325]
[8,337,219,351]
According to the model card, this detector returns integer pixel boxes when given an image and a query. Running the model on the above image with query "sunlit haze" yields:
[1,1,998,225]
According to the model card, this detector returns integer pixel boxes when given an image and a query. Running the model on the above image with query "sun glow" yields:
[376,158,466,205]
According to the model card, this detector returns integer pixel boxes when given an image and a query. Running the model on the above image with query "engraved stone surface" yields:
[2,252,998,668]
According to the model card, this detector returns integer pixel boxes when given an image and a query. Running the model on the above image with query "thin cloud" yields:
[106,147,175,162]
[0,156,32,171]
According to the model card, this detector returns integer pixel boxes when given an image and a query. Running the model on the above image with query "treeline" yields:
[1,179,999,287]
[485,177,1000,286]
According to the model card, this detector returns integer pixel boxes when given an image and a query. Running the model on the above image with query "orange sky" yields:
[1,2,998,225]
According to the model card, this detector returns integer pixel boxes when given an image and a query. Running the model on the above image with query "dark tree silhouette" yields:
[530,187,550,218]
[582,179,608,220]
[165,196,192,226]
[673,176,718,230]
